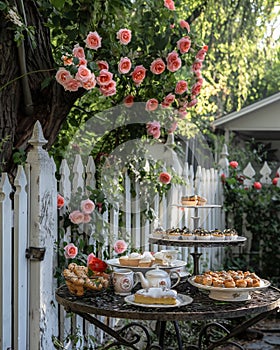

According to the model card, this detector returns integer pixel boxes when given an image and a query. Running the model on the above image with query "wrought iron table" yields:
[56,281,280,350]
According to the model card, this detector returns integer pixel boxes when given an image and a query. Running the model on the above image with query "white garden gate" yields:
[5,122,278,349]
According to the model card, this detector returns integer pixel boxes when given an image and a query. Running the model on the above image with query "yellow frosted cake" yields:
[134,287,177,305]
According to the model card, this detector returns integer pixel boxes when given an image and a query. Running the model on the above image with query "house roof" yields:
[212,92,280,140]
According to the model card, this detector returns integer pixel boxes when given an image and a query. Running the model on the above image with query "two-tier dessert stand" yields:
[149,204,247,275]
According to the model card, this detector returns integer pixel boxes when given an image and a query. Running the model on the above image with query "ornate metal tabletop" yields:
[56,281,280,349]
[56,281,280,321]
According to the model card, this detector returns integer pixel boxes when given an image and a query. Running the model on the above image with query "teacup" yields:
[112,268,137,296]
[161,249,178,266]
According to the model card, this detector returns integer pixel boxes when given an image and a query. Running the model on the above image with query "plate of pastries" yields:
[63,263,110,296]
[189,269,270,301]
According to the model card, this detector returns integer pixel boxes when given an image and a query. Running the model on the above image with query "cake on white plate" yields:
[119,252,143,267]
[134,287,177,305]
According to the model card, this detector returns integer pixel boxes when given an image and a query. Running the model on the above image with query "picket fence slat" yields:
[13,165,28,350]
[0,173,12,350]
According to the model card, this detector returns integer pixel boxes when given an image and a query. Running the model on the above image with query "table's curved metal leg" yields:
[76,311,162,349]
[197,308,279,350]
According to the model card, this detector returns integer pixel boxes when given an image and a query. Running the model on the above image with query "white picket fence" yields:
[1,121,279,349]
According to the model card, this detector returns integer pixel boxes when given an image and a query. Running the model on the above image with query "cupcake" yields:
[166,227,181,240]
[223,228,238,240]
[194,228,211,240]
[180,226,195,240]
[152,225,165,238]
[210,228,225,240]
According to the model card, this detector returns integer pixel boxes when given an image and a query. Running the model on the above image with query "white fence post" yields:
[13,165,28,350]
[0,173,12,350]
[26,121,58,349]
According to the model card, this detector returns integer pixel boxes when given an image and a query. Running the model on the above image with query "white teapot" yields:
[136,266,180,289]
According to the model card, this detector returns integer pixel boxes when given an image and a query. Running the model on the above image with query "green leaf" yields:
[50,0,65,10]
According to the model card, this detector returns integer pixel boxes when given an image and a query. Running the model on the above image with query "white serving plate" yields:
[106,258,187,274]
[149,236,247,244]
[188,276,271,302]
[124,293,193,308]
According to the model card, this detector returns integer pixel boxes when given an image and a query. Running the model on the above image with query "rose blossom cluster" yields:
[69,198,95,224]
[55,2,207,121]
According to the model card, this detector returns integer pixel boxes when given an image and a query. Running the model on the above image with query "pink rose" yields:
[147,121,161,139]
[164,0,175,10]
[175,80,188,94]
[97,60,109,70]
[161,101,170,108]
[72,44,85,59]
[99,80,116,96]
[75,65,92,83]
[56,68,71,85]
[114,240,128,254]
[96,69,113,86]
[69,210,84,224]
[78,57,87,66]
[179,20,190,33]
[192,61,203,72]
[163,93,175,104]
[146,98,159,111]
[167,58,181,72]
[191,81,203,96]
[64,243,78,259]
[85,31,102,50]
[177,36,191,54]
[159,172,172,184]
[83,214,91,223]
[150,58,166,75]
[123,95,134,108]
[131,65,147,85]
[82,75,96,90]
[81,198,95,214]
[166,51,181,72]
[168,122,178,133]
[64,78,82,92]
[118,57,132,74]
[229,161,238,169]
[253,182,262,190]
[195,48,207,61]
[187,98,198,108]
[57,194,65,209]
[116,28,132,45]
[62,55,73,66]
[178,107,187,118]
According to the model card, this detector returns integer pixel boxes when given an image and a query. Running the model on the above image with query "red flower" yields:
[87,253,107,273]
[272,177,279,186]
[57,194,65,209]
[220,173,226,182]
[229,161,238,169]
[253,182,262,190]
[159,172,172,185]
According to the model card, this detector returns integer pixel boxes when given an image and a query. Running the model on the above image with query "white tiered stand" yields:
[149,204,247,275]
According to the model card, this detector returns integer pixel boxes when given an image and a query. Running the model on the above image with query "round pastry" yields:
[119,253,142,267]
[181,195,198,206]
[224,279,236,288]
[202,275,212,286]
[194,275,204,284]
[152,226,165,238]
[194,228,211,240]
[223,228,238,240]
[138,251,155,267]
[235,279,247,288]
[212,278,224,287]
[211,229,225,240]
[153,251,165,265]
[166,227,181,240]
[180,226,195,240]
[197,196,207,206]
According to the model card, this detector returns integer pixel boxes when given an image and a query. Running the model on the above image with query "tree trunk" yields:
[0,0,83,175]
